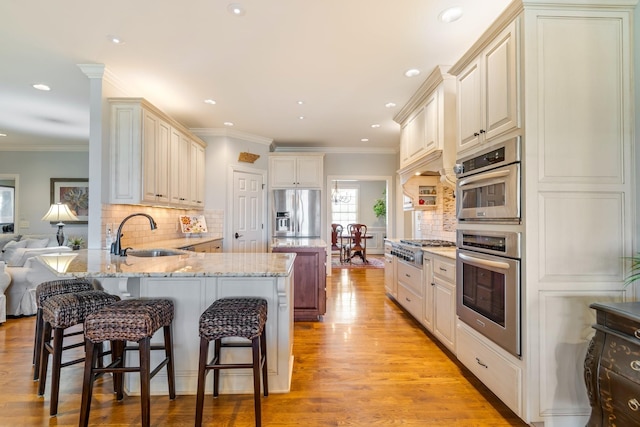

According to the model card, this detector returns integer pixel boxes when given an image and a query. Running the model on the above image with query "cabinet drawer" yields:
[456,322,521,416]
[397,261,423,295]
[434,257,455,282]
[599,368,640,422]
[602,334,640,382]
[601,311,640,341]
[398,283,423,321]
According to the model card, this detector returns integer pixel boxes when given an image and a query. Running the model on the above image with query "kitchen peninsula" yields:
[36,249,296,396]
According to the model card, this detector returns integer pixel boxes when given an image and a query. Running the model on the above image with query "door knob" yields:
[235,232,242,239]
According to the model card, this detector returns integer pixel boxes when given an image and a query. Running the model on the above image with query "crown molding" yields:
[191,128,273,145]
[0,143,89,152]
[271,145,397,155]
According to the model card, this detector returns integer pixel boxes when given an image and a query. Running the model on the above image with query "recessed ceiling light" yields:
[32,83,51,91]
[204,99,216,105]
[385,102,396,108]
[439,7,463,23]
[297,101,304,105]
[361,138,369,142]
[106,35,125,45]
[404,69,420,78]
[371,124,381,128]
[0,133,6,137]
[227,3,245,16]
[298,116,305,120]
[224,122,234,126]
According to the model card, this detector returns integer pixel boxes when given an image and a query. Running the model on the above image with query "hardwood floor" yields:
[0,268,527,426]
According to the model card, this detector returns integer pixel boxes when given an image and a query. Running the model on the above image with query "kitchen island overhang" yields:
[36,250,296,396]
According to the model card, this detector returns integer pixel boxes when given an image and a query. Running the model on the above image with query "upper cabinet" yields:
[110,98,207,208]
[269,154,324,188]
[456,21,520,154]
[394,66,457,185]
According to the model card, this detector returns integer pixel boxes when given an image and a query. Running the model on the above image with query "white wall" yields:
[0,151,89,237]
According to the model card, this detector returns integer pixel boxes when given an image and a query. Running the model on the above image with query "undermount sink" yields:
[127,249,186,257]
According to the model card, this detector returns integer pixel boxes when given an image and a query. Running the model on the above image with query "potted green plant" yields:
[68,236,84,250]
[373,190,386,219]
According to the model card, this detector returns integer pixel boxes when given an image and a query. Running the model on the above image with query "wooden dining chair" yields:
[330,224,345,263]
[346,223,367,263]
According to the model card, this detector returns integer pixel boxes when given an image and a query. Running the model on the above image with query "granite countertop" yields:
[270,238,327,249]
[135,235,223,250]
[423,247,456,260]
[38,249,295,278]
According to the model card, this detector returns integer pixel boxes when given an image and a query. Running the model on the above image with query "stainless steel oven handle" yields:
[458,252,512,270]
[457,169,511,187]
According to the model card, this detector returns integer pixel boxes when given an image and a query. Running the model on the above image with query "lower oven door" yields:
[456,248,521,357]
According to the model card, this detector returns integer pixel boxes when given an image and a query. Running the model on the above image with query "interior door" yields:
[232,170,265,253]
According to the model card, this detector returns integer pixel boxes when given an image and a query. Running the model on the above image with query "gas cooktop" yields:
[399,239,456,248]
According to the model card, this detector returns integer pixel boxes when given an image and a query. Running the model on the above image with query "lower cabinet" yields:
[397,260,424,320]
[272,246,326,321]
[180,239,223,253]
[422,254,456,354]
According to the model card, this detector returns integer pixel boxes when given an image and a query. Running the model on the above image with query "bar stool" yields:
[38,290,120,416]
[33,278,95,381]
[195,297,269,427]
[79,298,176,427]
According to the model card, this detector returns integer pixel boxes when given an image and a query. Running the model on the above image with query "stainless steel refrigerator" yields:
[272,189,321,237]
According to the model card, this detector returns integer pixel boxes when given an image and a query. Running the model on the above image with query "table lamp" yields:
[41,203,79,246]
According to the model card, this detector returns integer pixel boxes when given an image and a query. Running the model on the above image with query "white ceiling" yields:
[0,0,511,152]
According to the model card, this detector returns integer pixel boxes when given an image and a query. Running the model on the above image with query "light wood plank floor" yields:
[0,268,527,426]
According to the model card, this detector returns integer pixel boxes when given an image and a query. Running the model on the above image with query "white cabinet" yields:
[110,98,207,208]
[402,176,439,211]
[269,155,323,188]
[456,20,519,154]
[395,66,456,169]
[384,242,397,298]
[396,260,423,320]
[422,254,456,354]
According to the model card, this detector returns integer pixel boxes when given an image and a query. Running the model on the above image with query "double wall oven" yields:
[455,136,522,357]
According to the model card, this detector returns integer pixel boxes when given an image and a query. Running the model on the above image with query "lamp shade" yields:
[41,203,79,223]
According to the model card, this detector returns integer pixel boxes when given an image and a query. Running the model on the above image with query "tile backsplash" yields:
[415,183,456,242]
[101,205,223,249]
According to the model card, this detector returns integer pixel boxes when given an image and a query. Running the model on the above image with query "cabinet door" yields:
[406,107,426,163]
[142,110,170,204]
[424,90,439,153]
[484,21,519,142]
[189,141,205,206]
[384,254,397,297]
[155,120,171,204]
[270,157,298,188]
[457,58,483,153]
[295,156,323,188]
[433,277,456,353]
[169,128,188,206]
[422,258,434,332]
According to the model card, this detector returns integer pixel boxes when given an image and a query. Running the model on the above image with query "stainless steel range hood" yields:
[397,149,456,189]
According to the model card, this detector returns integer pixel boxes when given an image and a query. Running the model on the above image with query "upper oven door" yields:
[456,163,520,222]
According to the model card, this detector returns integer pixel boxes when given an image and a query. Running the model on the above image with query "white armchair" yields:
[0,262,10,323]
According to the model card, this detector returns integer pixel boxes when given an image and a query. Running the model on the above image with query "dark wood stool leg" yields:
[79,339,98,427]
[139,337,151,427]
[213,338,221,397]
[252,337,262,427]
[49,327,64,416]
[112,340,125,400]
[33,308,43,379]
[261,329,268,397]
[37,322,52,396]
[195,337,209,427]
[163,325,176,399]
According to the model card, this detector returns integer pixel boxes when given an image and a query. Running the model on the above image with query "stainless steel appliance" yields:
[272,189,321,237]
[390,239,456,268]
[456,229,521,357]
[454,137,521,223]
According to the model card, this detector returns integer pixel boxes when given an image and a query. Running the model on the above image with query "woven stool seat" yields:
[36,279,94,308]
[84,298,174,343]
[79,298,176,427]
[32,279,94,381]
[199,297,268,341]
[42,291,120,329]
[196,297,269,427]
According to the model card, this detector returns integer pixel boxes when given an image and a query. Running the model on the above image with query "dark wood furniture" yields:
[272,246,326,321]
[585,302,640,426]
[330,223,345,263]
[345,223,368,263]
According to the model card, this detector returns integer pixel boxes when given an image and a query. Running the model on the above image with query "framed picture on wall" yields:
[50,178,89,223]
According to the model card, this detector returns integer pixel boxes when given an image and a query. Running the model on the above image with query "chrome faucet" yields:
[110,213,157,256]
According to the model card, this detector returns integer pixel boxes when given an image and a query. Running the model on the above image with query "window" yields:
[0,186,15,225]
[331,185,358,228]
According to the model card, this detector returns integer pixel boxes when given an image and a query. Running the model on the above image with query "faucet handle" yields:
[121,247,133,256]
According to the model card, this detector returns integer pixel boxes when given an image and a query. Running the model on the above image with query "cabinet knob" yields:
[629,398,640,411]
[634,329,640,339]
[474,132,480,137]
[631,360,640,371]
[440,267,447,272]
[479,129,486,134]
